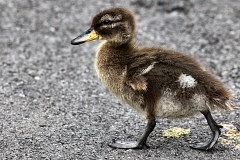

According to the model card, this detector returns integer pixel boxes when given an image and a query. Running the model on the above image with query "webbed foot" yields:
[109,140,148,149]
[190,110,222,151]
[108,119,156,149]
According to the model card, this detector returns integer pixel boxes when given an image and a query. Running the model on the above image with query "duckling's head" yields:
[71,7,136,45]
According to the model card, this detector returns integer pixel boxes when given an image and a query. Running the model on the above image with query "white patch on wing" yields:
[122,65,127,76]
[141,62,156,75]
[177,73,197,88]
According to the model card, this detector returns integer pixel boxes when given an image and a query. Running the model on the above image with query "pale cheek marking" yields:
[100,14,122,23]
[177,73,197,88]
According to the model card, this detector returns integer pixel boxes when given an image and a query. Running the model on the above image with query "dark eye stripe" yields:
[94,20,121,28]
[101,19,122,26]
[102,20,113,25]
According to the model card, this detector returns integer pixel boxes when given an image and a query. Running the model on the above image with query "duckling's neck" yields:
[95,40,135,94]
[106,39,135,48]
[96,40,135,68]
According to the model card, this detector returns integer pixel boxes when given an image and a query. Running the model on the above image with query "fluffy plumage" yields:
[71,7,234,150]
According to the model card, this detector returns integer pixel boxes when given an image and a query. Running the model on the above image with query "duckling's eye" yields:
[102,20,113,25]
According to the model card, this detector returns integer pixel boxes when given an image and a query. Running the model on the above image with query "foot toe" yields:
[189,142,215,151]
[108,141,143,149]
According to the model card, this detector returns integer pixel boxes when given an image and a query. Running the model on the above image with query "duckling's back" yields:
[129,47,233,118]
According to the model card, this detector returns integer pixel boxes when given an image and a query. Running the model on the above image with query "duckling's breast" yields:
[95,62,146,115]
[95,42,144,107]
[94,42,149,117]
[95,42,122,85]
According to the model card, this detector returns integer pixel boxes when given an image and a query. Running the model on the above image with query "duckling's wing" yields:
[125,54,167,91]
[125,51,205,89]
[125,60,157,91]
[126,52,212,90]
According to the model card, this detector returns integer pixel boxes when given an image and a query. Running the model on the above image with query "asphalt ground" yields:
[0,0,240,159]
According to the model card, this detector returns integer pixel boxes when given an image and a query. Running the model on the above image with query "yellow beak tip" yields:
[71,28,99,45]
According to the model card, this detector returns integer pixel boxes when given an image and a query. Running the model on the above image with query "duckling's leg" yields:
[109,119,156,149]
[190,110,222,150]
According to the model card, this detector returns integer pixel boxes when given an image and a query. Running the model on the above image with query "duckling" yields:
[71,7,234,150]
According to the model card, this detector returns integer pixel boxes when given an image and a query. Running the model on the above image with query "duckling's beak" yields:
[71,27,99,45]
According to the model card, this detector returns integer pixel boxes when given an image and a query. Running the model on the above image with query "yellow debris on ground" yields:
[236,144,240,149]
[219,138,231,145]
[162,127,191,138]
[221,123,240,149]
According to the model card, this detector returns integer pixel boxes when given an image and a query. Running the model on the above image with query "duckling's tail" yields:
[205,87,237,110]
[211,97,236,110]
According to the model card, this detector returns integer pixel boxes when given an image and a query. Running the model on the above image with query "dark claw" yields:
[217,124,223,128]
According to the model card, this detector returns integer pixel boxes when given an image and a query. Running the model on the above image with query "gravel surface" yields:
[0,0,240,159]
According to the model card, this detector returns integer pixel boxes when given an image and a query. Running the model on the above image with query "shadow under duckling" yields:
[71,7,234,150]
